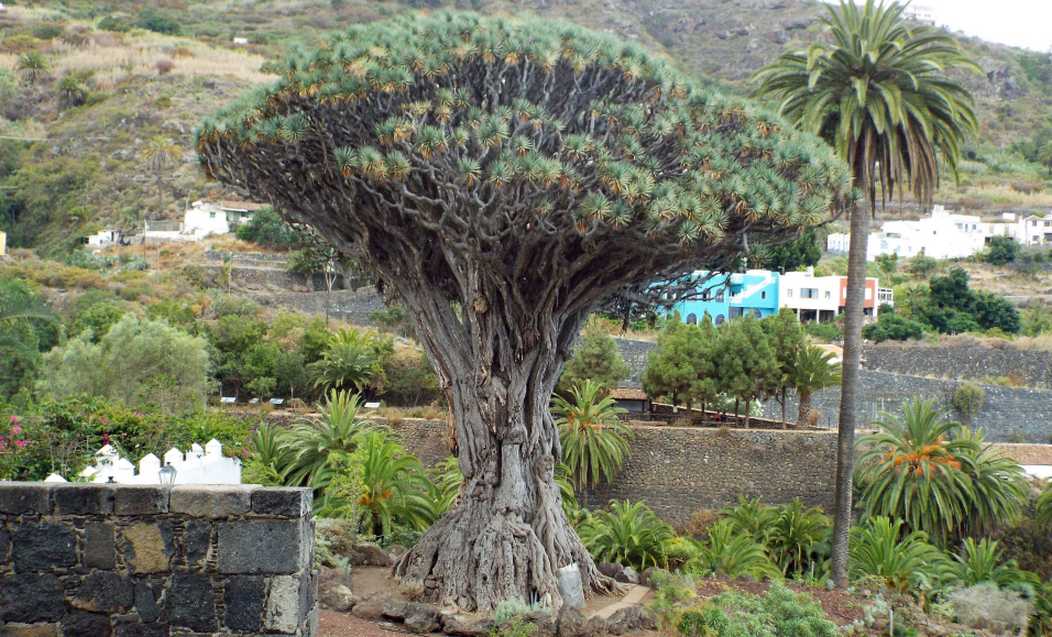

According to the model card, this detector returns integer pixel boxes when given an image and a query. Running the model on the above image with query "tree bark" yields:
[796,390,812,427]
[830,203,869,587]
[392,284,613,612]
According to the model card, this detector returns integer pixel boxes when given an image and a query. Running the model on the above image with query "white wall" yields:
[76,441,241,485]
[779,270,840,314]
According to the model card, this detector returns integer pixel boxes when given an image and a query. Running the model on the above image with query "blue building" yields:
[667,270,780,325]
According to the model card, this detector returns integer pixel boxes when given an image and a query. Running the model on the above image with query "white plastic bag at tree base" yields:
[557,563,585,609]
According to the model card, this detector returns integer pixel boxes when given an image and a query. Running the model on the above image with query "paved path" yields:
[591,584,650,620]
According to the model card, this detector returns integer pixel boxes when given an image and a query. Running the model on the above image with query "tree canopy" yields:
[197,11,850,612]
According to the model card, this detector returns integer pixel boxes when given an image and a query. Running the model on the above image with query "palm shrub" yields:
[1038,483,1052,526]
[353,430,437,537]
[790,345,841,427]
[848,516,955,593]
[309,329,391,394]
[766,499,831,578]
[679,584,838,637]
[953,538,1037,590]
[578,500,674,571]
[552,380,631,490]
[283,390,373,487]
[241,421,289,485]
[720,497,779,545]
[856,398,1025,545]
[684,519,779,580]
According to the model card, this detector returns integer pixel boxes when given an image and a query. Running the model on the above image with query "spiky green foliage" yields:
[353,430,436,537]
[848,516,955,592]
[856,399,1027,545]
[789,343,841,425]
[199,11,850,309]
[720,496,780,545]
[953,538,1037,590]
[766,499,831,578]
[282,389,374,487]
[1038,483,1052,527]
[754,0,978,208]
[578,500,674,571]
[684,519,780,580]
[552,380,631,490]
[308,328,390,394]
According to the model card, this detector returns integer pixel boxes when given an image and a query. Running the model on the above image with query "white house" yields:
[779,268,843,323]
[1014,213,1052,246]
[85,229,123,248]
[143,200,267,242]
[828,205,990,261]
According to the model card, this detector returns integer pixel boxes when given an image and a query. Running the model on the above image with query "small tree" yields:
[950,381,985,428]
[287,236,346,324]
[713,317,780,426]
[984,236,1021,266]
[790,344,841,426]
[558,319,629,394]
[197,12,849,609]
[642,319,706,409]
[39,314,211,415]
[764,309,806,426]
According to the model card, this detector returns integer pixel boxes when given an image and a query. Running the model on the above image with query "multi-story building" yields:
[666,270,779,325]
[666,268,890,325]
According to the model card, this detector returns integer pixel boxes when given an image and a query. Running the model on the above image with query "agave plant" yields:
[848,516,955,593]
[552,380,631,490]
[282,389,373,487]
[953,538,1037,590]
[767,499,831,578]
[578,500,674,571]
[685,519,779,580]
[856,399,1025,545]
[354,430,436,537]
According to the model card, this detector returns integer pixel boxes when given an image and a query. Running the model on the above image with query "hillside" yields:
[1,0,1051,254]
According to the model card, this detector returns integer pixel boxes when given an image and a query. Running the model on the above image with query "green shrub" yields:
[953,537,1037,590]
[766,499,831,578]
[135,8,181,34]
[684,519,779,580]
[380,347,439,406]
[579,500,674,570]
[949,382,985,427]
[948,582,1032,634]
[801,321,840,342]
[862,312,925,342]
[39,314,212,416]
[677,584,838,637]
[848,517,955,592]
[983,236,1021,265]
[97,15,132,32]
[234,207,303,249]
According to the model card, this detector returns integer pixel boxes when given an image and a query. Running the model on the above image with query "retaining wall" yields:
[0,483,317,636]
[864,338,1052,389]
[383,419,838,526]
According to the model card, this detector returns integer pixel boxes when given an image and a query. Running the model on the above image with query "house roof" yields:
[217,200,268,212]
[609,387,649,401]
[989,443,1052,466]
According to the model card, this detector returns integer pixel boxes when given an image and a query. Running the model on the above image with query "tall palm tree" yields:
[792,344,842,426]
[754,0,978,586]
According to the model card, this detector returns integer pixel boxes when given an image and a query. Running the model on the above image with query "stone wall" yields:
[864,337,1052,389]
[383,419,837,526]
[0,483,317,636]
[763,369,1052,443]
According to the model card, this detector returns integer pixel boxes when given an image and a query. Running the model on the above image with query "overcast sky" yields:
[900,1,1051,52]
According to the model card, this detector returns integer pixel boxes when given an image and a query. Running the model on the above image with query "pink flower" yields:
[10,424,21,436]
[8,415,18,425]
[14,439,26,448]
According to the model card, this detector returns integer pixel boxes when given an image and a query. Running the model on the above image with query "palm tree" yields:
[855,399,1026,545]
[308,328,388,395]
[282,389,373,487]
[754,0,978,586]
[141,136,182,241]
[791,344,842,426]
[354,430,435,537]
[16,52,50,84]
[552,379,631,491]
[1038,483,1052,526]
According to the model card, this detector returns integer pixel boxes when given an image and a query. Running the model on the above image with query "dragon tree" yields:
[197,12,850,611]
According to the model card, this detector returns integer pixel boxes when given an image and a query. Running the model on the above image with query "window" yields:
[787,289,793,298]
[865,288,872,300]
[761,291,766,300]
[209,211,216,219]
[686,313,697,325]
[801,288,818,299]
[716,291,725,302]
[824,290,831,300]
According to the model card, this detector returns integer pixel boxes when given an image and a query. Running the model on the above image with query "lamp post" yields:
[158,462,177,488]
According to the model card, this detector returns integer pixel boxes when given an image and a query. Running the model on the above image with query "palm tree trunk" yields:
[797,390,812,427]
[830,203,869,587]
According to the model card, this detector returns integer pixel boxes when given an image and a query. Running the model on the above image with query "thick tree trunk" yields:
[392,291,613,612]
[830,204,869,587]
[796,391,812,427]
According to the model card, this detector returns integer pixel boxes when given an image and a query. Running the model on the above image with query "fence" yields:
[67,441,242,485]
